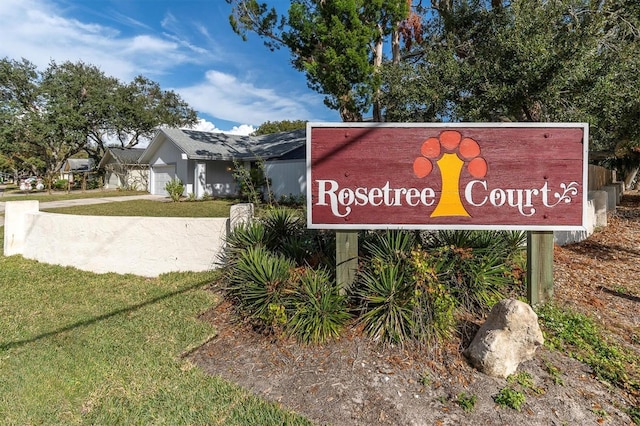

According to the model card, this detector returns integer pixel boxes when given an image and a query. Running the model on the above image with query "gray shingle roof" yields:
[107,147,145,164]
[154,128,306,161]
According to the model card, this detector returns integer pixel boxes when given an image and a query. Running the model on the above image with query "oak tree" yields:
[0,58,198,187]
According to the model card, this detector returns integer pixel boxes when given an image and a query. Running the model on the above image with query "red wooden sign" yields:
[306,123,588,230]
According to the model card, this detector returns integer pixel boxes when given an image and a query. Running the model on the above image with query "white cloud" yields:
[0,0,336,129]
[227,124,256,136]
[178,70,319,126]
[0,0,200,82]
[183,118,255,136]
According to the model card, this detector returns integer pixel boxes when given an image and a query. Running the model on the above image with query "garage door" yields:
[151,165,175,195]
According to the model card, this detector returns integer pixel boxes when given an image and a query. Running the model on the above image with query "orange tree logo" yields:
[413,130,487,217]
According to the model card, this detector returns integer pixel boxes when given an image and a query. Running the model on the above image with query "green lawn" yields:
[0,189,148,202]
[0,226,311,425]
[42,199,236,217]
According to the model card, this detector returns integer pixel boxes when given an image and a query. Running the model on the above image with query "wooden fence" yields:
[588,164,615,191]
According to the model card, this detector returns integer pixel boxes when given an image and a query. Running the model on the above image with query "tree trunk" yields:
[624,165,639,189]
[372,26,384,123]
[392,28,401,65]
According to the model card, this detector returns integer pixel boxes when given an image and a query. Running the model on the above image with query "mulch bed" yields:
[189,192,640,425]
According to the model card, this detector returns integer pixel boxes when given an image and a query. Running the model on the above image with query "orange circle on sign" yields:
[459,138,480,159]
[440,130,461,151]
[468,157,487,178]
[421,137,441,158]
[413,157,433,178]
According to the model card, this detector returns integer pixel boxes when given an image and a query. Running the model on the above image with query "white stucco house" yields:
[139,127,306,199]
[98,147,148,190]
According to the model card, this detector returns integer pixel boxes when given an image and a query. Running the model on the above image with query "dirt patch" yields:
[188,193,640,425]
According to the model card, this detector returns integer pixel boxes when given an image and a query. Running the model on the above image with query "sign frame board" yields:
[306,122,589,231]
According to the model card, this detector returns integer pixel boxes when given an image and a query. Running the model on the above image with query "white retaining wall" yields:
[553,187,621,246]
[3,201,252,277]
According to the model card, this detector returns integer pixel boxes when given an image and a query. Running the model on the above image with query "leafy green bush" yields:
[288,268,351,344]
[87,175,102,190]
[53,179,68,190]
[165,178,184,202]
[494,387,526,411]
[277,193,305,206]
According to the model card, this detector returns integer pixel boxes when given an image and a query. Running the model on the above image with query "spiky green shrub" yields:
[353,231,456,346]
[355,261,415,344]
[353,229,524,346]
[287,268,351,344]
[423,230,525,313]
[440,246,513,313]
[224,207,335,270]
[222,220,273,268]
[424,229,525,257]
[261,206,304,238]
[222,207,338,339]
[362,229,416,264]
[226,246,295,328]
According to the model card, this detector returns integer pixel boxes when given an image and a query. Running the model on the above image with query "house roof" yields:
[98,147,146,169]
[63,158,94,172]
[140,127,306,163]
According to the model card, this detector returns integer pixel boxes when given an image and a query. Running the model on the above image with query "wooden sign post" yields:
[307,123,588,305]
[527,231,555,305]
[336,230,358,292]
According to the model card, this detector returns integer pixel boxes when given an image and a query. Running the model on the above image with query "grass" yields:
[42,199,236,217]
[0,188,148,202]
[537,304,640,396]
[0,228,311,425]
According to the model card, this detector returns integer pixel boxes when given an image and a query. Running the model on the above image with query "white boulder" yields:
[464,298,544,378]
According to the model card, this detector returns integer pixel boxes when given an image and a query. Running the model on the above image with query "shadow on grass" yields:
[0,280,213,351]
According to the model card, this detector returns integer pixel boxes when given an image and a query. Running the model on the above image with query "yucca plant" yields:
[496,230,527,256]
[423,229,482,249]
[261,207,304,239]
[354,231,457,346]
[354,262,415,345]
[261,207,336,269]
[222,220,273,265]
[226,246,295,328]
[424,230,524,314]
[361,230,416,264]
[287,268,351,344]
[444,249,512,314]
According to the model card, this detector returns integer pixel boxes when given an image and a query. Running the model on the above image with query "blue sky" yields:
[0,0,341,135]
